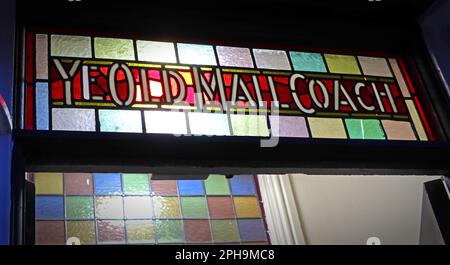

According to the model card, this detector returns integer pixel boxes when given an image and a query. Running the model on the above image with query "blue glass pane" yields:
[230,175,256,195]
[36,196,64,219]
[289,51,327,73]
[177,180,205,196]
[237,219,267,242]
[36,82,49,130]
[94,173,122,195]
[99,110,142,133]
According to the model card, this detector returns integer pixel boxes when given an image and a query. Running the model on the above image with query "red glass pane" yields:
[26,84,34,130]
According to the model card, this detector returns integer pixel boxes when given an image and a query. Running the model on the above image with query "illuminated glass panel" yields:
[357,56,393,77]
[136,40,177,63]
[52,108,96,132]
[94,37,135,60]
[345,119,386,140]
[33,172,268,245]
[217,46,254,68]
[99,110,142,133]
[23,31,436,142]
[253,49,291,70]
[177,43,217,65]
[188,112,230,136]
[35,34,48,79]
[289,51,327,73]
[308,117,347,139]
[324,54,361,75]
[51,34,92,58]
[381,120,417,140]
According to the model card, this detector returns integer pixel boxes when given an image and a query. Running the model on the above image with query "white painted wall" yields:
[288,174,441,245]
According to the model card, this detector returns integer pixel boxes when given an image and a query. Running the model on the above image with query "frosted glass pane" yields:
[52,108,96,132]
[324,54,361,75]
[94,37,135,60]
[308,117,347,139]
[388,58,411,97]
[124,197,153,219]
[99,110,142,133]
[216,46,254,68]
[36,82,49,130]
[177,43,217,66]
[358,56,393,77]
[230,114,270,137]
[136,41,177,63]
[144,111,187,135]
[95,196,124,219]
[289,51,327,73]
[269,116,309,138]
[381,120,416,140]
[36,34,48,79]
[51,35,92,58]
[405,100,427,141]
[188,112,231,136]
[253,49,291,70]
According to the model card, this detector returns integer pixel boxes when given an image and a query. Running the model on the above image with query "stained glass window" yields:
[23,31,435,141]
[32,173,269,245]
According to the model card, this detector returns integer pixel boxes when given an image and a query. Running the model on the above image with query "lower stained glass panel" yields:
[33,173,269,245]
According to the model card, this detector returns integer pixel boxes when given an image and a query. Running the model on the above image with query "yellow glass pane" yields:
[406,100,428,141]
[180,72,193,85]
[153,197,181,218]
[324,54,361,75]
[233,197,261,218]
[66,221,96,245]
[35,173,63,195]
[308,117,347,139]
[126,220,155,244]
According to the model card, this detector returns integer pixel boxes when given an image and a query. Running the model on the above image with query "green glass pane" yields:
[122,174,150,195]
[211,220,240,243]
[155,220,184,243]
[126,220,155,244]
[66,221,96,244]
[94,37,135,60]
[204,175,230,195]
[66,196,94,219]
[345,119,386,140]
[51,35,92,58]
[180,197,208,218]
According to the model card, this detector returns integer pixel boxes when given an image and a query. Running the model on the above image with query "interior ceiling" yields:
[17,0,438,53]
[19,0,436,20]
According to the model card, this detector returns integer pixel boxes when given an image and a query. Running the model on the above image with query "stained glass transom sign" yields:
[33,173,268,245]
[23,32,434,141]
